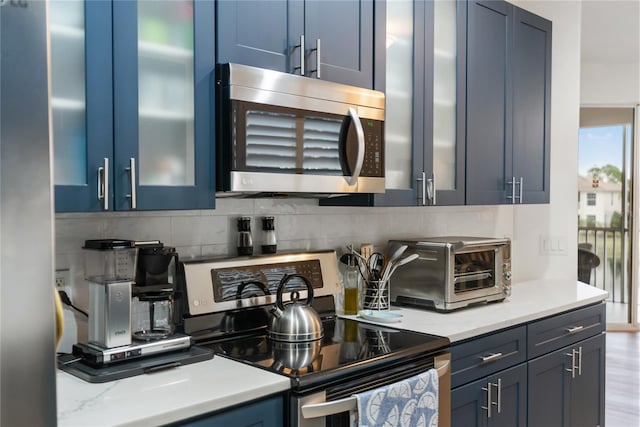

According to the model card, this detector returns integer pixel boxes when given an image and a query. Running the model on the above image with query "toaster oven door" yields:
[448,247,504,303]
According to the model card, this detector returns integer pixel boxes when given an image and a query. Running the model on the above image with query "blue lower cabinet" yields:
[451,363,527,427]
[176,395,284,427]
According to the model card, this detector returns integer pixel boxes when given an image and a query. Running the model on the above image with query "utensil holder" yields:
[363,280,389,310]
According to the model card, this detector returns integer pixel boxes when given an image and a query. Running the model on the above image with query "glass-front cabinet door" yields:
[52,0,113,212]
[53,0,214,212]
[430,0,465,205]
[113,0,214,210]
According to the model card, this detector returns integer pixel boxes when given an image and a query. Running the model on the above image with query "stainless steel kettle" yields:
[268,274,323,342]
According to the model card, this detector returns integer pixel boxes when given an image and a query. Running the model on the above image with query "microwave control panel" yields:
[361,119,384,177]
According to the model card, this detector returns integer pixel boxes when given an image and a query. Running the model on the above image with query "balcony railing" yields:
[578,226,628,303]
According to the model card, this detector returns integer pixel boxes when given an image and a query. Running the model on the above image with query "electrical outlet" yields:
[55,269,72,299]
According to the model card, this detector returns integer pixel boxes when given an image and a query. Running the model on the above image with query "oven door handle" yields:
[301,396,357,419]
[301,357,452,420]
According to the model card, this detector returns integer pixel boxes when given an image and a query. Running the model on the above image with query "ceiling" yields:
[581,0,640,64]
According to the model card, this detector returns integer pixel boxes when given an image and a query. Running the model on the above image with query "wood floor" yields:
[606,332,640,427]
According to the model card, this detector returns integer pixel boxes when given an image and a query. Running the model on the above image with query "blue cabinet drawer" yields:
[451,325,527,388]
[527,302,605,359]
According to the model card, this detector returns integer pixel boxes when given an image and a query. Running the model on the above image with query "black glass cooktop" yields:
[203,317,449,391]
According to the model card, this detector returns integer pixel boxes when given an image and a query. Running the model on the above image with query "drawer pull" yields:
[480,352,503,363]
[566,325,584,334]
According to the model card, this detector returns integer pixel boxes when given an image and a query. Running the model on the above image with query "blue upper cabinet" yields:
[53,0,215,212]
[216,0,378,89]
[466,0,551,205]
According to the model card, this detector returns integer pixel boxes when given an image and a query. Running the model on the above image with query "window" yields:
[586,215,596,227]
[587,193,596,206]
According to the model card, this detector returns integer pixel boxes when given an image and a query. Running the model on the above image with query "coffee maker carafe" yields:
[132,241,179,341]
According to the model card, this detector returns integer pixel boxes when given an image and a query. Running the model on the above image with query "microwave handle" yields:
[301,354,451,420]
[344,107,365,186]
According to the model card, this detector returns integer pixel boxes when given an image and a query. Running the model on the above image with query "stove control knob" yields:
[504,271,512,281]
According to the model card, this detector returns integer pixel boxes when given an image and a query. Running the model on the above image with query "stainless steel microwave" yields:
[215,63,385,194]
[389,237,512,312]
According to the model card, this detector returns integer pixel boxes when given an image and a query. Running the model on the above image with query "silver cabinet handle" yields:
[577,346,582,376]
[417,171,426,206]
[346,107,365,186]
[482,378,502,418]
[482,382,493,418]
[480,352,503,364]
[518,176,523,203]
[566,325,584,334]
[507,176,517,203]
[310,39,321,78]
[565,348,579,379]
[293,35,305,76]
[126,157,137,209]
[426,172,436,205]
[97,157,109,210]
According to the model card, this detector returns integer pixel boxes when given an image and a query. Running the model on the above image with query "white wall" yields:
[581,62,640,105]
[54,0,584,346]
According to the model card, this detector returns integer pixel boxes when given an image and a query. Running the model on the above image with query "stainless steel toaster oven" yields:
[389,237,511,312]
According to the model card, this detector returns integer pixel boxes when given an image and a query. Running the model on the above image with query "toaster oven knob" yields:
[504,271,512,281]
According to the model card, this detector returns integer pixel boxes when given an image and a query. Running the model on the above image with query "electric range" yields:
[179,250,451,426]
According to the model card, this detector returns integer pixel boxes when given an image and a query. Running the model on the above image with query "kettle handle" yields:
[276,274,314,311]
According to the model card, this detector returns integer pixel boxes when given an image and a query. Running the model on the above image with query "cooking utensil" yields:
[269,274,323,342]
[382,253,420,284]
[380,245,407,281]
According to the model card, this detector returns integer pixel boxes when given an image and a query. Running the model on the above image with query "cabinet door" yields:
[113,0,214,210]
[428,0,466,205]
[52,0,113,212]
[179,395,284,427]
[568,334,605,427]
[465,0,513,205]
[216,0,303,74]
[304,0,374,88]
[452,378,489,427]
[512,8,551,204]
[452,364,526,427]
[527,344,570,427]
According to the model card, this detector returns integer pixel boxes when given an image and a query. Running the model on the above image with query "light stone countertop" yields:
[57,355,290,427]
[346,279,609,342]
[57,279,607,426]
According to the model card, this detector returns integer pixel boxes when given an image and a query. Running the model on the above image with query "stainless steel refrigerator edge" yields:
[1,0,57,424]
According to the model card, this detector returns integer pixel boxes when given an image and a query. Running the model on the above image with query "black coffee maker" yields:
[132,241,179,341]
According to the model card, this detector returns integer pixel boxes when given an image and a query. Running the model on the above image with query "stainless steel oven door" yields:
[296,352,451,427]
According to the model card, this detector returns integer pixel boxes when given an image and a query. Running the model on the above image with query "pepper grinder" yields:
[237,216,253,256]
[261,216,277,254]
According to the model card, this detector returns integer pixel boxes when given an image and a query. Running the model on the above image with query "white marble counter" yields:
[57,355,290,427]
[346,279,608,342]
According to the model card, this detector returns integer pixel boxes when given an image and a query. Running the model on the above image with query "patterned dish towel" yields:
[354,368,439,427]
